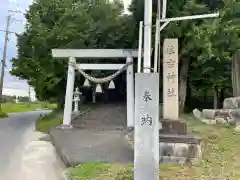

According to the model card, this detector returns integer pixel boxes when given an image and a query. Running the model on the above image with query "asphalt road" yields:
[0,110,51,179]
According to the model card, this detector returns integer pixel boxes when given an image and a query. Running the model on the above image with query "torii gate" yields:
[52,49,138,128]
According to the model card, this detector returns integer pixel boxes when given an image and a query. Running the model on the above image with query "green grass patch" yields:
[70,114,240,180]
[0,111,8,118]
[36,110,63,133]
[71,163,110,180]
[1,102,57,113]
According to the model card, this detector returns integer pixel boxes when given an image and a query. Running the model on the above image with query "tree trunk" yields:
[179,58,190,113]
[220,89,225,107]
[204,90,207,101]
[57,98,64,110]
[213,87,218,109]
[185,81,192,112]
[232,51,240,97]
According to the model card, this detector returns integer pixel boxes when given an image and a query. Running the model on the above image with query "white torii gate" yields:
[52,49,138,128]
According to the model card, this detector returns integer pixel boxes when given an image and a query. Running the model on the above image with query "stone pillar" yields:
[73,87,81,113]
[73,97,79,112]
[134,73,159,180]
[62,57,76,127]
[127,57,134,127]
[163,39,179,120]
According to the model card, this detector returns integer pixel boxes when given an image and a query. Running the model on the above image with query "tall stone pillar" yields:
[163,39,179,120]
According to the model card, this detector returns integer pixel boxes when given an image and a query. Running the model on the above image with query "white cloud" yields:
[3,87,28,96]
[8,0,17,3]
[3,86,37,101]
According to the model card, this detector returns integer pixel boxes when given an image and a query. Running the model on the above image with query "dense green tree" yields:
[130,0,212,111]
[190,0,240,108]
[11,0,239,111]
[11,0,135,108]
[130,0,239,110]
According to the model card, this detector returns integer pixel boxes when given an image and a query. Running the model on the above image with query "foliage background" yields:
[10,0,240,110]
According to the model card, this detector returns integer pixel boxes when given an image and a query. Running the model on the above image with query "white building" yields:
[2,86,37,102]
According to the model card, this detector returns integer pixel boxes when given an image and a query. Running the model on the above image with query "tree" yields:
[189,0,240,108]
[130,0,212,111]
[11,0,135,108]
[130,0,240,111]
[11,0,239,111]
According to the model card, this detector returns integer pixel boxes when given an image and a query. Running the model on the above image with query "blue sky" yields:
[0,0,32,96]
[0,0,131,97]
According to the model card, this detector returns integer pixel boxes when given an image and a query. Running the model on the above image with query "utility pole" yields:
[0,15,11,109]
[28,86,31,101]
[0,10,21,110]
[28,85,31,107]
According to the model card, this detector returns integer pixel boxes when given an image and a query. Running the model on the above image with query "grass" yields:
[1,102,57,113]
[36,110,63,133]
[71,163,111,180]
[0,111,8,117]
[35,104,90,133]
[70,114,240,180]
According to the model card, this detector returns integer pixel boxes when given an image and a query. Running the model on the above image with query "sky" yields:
[0,0,132,97]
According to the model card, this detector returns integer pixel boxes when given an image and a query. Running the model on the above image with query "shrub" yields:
[0,111,8,118]
[36,111,63,133]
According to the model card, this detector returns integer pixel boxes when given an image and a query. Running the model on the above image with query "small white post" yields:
[63,57,76,127]
[154,19,160,73]
[161,0,167,19]
[143,0,153,73]
[138,21,143,73]
[15,96,19,103]
[127,57,134,127]
[154,0,161,73]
